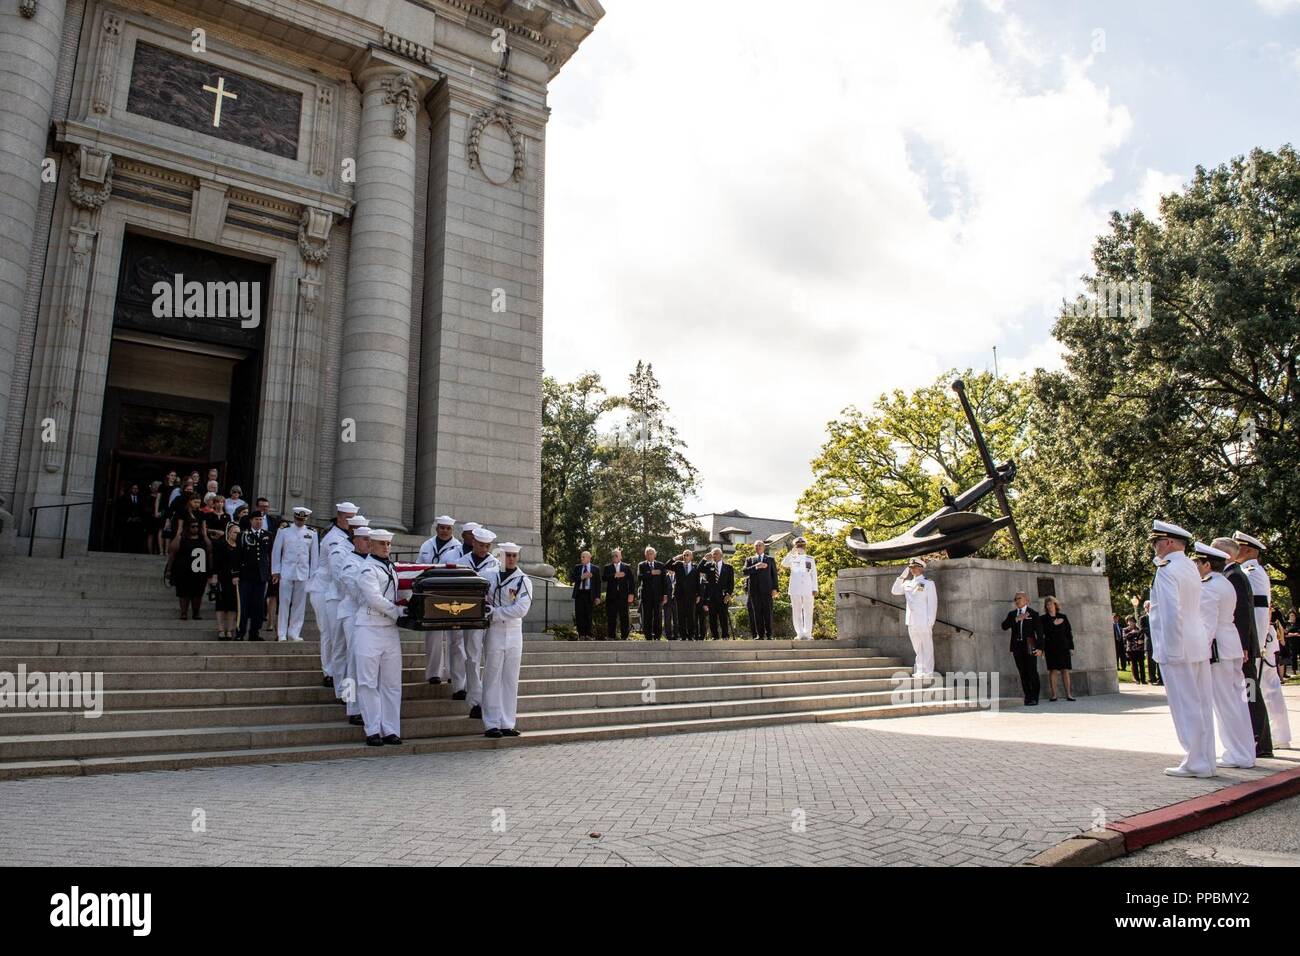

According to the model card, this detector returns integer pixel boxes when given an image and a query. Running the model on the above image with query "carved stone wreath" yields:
[298,207,332,263]
[68,147,115,210]
[468,107,525,184]
[20,0,37,19]
[381,72,416,139]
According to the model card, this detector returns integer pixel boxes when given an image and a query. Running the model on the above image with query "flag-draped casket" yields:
[394,563,491,631]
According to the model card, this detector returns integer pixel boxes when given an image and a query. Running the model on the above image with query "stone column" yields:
[0,0,67,485]
[334,59,428,530]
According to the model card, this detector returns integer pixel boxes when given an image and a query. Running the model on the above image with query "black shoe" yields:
[365,734,383,747]
[1066,696,1077,701]
[323,676,334,688]
[249,633,264,642]
[382,735,402,745]
[348,715,364,726]
[502,728,521,737]
[468,705,482,720]
[484,728,503,739]
[233,634,245,642]
[1025,699,1037,706]
[193,612,202,621]
[428,677,443,685]
[217,633,232,642]
[451,690,467,701]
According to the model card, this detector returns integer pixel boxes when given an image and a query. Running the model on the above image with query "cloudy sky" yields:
[542,0,1300,522]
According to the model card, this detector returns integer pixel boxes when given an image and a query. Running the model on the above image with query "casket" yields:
[397,566,490,631]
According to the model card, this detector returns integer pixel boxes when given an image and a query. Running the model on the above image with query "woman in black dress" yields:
[1040,596,1075,701]
[211,523,242,640]
[171,518,210,620]
[146,480,164,555]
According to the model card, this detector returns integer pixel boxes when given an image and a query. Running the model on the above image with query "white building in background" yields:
[692,510,802,555]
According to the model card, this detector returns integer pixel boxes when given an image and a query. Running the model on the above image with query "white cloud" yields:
[1127,169,1185,222]
[544,0,1133,520]
[1256,0,1300,14]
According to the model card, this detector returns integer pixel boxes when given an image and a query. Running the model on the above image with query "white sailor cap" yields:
[462,521,481,534]
[351,526,372,538]
[346,515,369,528]
[794,536,807,546]
[292,506,312,517]
[368,529,394,543]
[1232,531,1266,552]
[434,515,456,527]
[472,527,496,544]
[498,542,521,555]
[908,557,926,568]
[1193,541,1229,561]
[335,502,358,514]
[1149,519,1192,542]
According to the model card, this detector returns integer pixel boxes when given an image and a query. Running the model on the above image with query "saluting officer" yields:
[1213,536,1273,757]
[743,541,778,639]
[455,527,500,719]
[354,529,404,746]
[334,524,372,727]
[782,537,818,641]
[1233,531,1292,749]
[1193,542,1255,769]
[892,557,937,676]
[309,502,357,687]
[235,511,273,641]
[419,515,463,685]
[482,542,533,738]
[1149,520,1215,778]
[271,506,317,641]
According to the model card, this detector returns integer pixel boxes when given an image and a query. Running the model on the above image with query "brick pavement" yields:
[0,684,1295,866]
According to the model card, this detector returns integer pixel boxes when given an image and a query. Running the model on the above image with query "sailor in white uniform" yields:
[481,542,533,738]
[890,557,938,677]
[271,506,317,641]
[307,502,356,687]
[454,527,499,719]
[1234,531,1292,748]
[325,514,368,702]
[417,515,463,685]
[1149,520,1216,778]
[1193,542,1255,769]
[334,525,372,725]
[353,529,404,746]
[781,537,818,640]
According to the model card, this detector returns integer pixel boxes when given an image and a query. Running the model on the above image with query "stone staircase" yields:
[0,553,989,779]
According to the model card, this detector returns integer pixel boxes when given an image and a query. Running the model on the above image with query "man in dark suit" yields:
[1216,536,1273,757]
[743,541,779,638]
[1112,614,1127,671]
[1140,601,1161,685]
[637,547,669,640]
[115,482,148,553]
[602,548,635,641]
[1000,591,1042,705]
[700,547,735,640]
[570,550,601,639]
[670,550,703,640]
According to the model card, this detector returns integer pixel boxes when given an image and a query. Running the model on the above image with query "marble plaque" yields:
[126,42,301,159]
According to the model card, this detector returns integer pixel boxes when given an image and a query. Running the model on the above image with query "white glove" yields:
[484,606,495,620]
[398,606,409,618]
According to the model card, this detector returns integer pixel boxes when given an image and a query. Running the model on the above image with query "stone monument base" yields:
[835,558,1119,698]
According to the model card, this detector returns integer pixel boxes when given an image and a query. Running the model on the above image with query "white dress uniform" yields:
[353,543,404,739]
[418,529,463,682]
[1150,535,1215,777]
[482,555,533,732]
[1242,558,1292,747]
[334,534,372,718]
[324,515,368,698]
[453,536,499,707]
[1197,558,1255,768]
[271,513,317,641]
[307,509,354,680]
[891,566,938,677]
[781,549,818,640]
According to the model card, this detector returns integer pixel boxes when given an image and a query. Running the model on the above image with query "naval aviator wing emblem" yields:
[434,601,477,616]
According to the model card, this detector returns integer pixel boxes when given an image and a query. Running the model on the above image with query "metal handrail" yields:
[26,501,94,559]
[836,591,975,636]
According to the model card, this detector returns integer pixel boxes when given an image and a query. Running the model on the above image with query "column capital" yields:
[351,49,439,97]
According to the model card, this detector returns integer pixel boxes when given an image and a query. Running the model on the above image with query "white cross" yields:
[201,76,238,127]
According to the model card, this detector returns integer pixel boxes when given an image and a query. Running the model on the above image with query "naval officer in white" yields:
[1149,520,1216,778]
[891,557,938,677]
[354,529,404,746]
[482,542,533,738]
[1233,531,1292,749]
[271,506,317,641]
[1193,541,1255,769]
[308,502,356,687]
[781,537,818,640]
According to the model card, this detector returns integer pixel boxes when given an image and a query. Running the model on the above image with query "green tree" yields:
[540,372,609,569]
[1029,145,1300,606]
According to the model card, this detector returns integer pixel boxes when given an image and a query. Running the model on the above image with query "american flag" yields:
[394,563,434,606]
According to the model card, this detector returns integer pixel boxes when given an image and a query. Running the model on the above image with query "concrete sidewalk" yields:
[0,683,1293,866]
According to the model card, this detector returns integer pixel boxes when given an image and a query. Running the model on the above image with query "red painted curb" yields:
[1107,765,1300,851]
